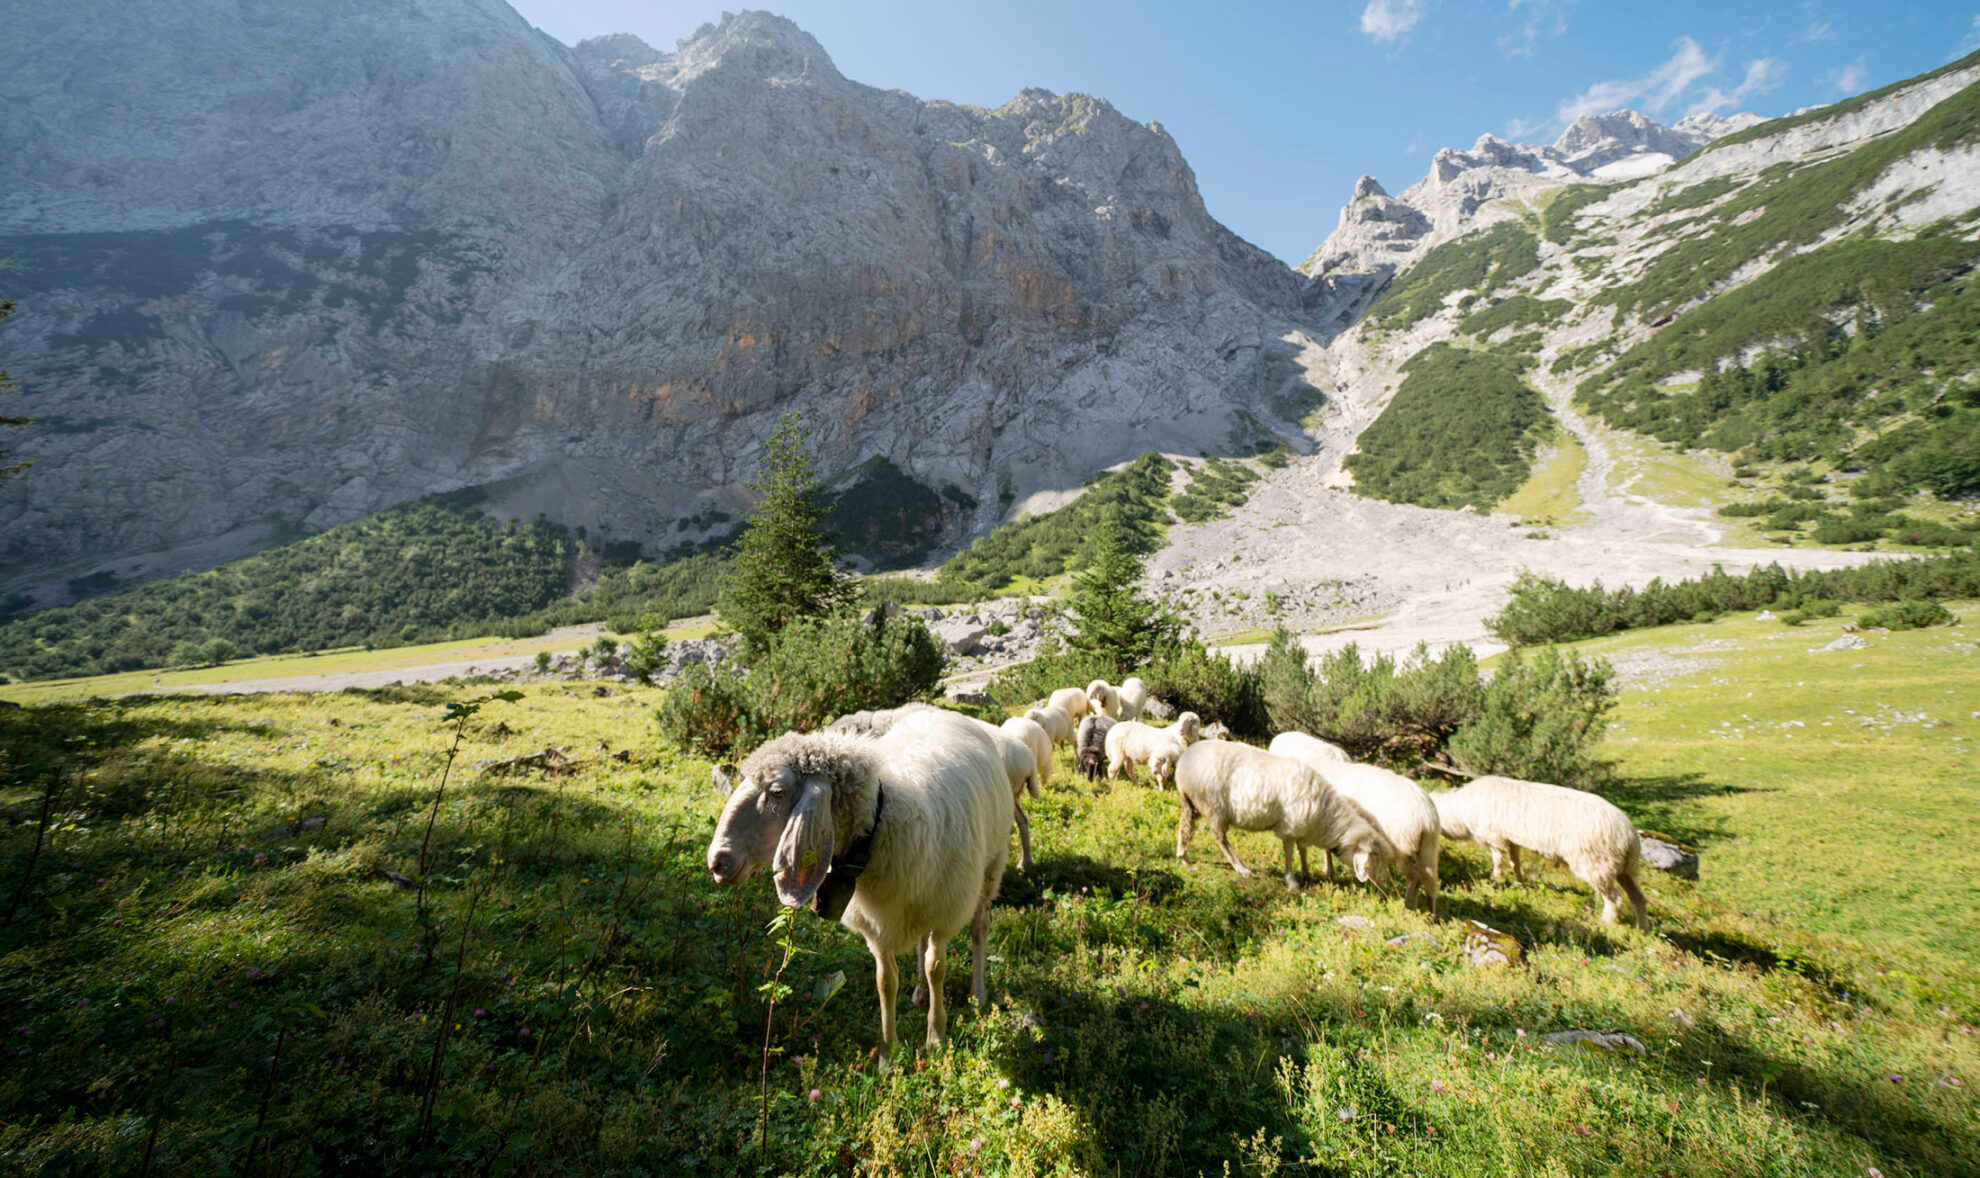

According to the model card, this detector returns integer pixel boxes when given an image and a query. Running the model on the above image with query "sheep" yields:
[1075,713,1115,783]
[1103,711,1203,787]
[1432,775,1648,929]
[1000,716,1053,795]
[1266,730,1348,765]
[1047,687,1090,723]
[1116,676,1148,722]
[1267,734,1440,914]
[985,718,1046,871]
[829,702,939,737]
[1200,721,1232,742]
[1025,704,1076,749]
[1085,679,1121,719]
[1172,740,1394,891]
[706,708,1013,1065]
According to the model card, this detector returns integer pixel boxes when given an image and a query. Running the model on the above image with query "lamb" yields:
[1103,711,1203,787]
[1172,740,1394,891]
[1025,704,1076,749]
[1047,687,1090,723]
[1075,713,1115,783]
[1267,734,1440,914]
[1085,679,1121,719]
[706,708,1013,1064]
[1116,676,1148,722]
[1432,775,1648,929]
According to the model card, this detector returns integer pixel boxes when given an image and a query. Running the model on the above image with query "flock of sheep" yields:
[704,677,1650,1063]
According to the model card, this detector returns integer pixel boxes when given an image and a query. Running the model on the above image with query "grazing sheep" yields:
[1075,713,1116,783]
[1085,679,1121,719]
[1172,741,1393,891]
[1103,712,1204,787]
[1268,735,1440,914]
[829,702,939,738]
[1266,730,1348,765]
[1025,705,1076,749]
[1200,721,1232,742]
[1432,775,1648,929]
[706,709,1013,1064]
[1116,677,1149,722]
[1047,687,1090,723]
[989,717,1048,871]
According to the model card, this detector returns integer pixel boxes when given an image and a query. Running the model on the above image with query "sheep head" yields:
[706,731,880,908]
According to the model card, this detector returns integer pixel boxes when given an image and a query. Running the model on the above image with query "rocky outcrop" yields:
[0,4,1316,607]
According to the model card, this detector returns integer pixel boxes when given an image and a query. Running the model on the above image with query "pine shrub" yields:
[1447,647,1617,787]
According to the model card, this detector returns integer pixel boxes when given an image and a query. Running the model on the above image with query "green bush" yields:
[1779,610,1807,626]
[1858,600,1958,631]
[1366,222,1541,330]
[1446,646,1617,787]
[619,630,670,685]
[655,610,946,758]
[940,453,1173,593]
[1142,637,1268,737]
[1258,631,1483,767]
[985,642,1120,714]
[1344,343,1551,511]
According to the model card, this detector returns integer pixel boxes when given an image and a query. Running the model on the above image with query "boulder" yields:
[1821,633,1870,651]
[1336,915,1375,931]
[933,621,988,655]
[1639,835,1699,880]
[949,690,998,708]
[1142,698,1175,721]
[1462,919,1524,968]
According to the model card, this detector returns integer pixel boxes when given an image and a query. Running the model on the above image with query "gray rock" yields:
[949,690,998,707]
[1386,932,1440,948]
[1142,698,1175,721]
[1822,634,1871,651]
[933,622,988,655]
[1538,1029,1648,1055]
[1639,835,1699,880]
[1462,919,1524,968]
[1336,915,1375,931]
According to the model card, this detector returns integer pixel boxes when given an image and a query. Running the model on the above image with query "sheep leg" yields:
[1593,878,1624,925]
[1176,795,1197,862]
[1281,838,1302,891]
[1013,800,1034,872]
[921,933,949,1050]
[1509,846,1526,884]
[1210,821,1253,879]
[1298,844,1312,883]
[1488,846,1505,881]
[874,949,901,1068]
[1404,867,1421,911]
[1323,849,1338,881]
[1620,871,1649,931]
[970,901,991,1008]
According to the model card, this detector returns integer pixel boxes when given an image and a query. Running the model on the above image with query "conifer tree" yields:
[1065,506,1174,674]
[717,412,853,655]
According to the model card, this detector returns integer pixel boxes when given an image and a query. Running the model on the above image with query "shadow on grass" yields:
[1662,925,1859,1002]
[997,853,1184,909]
[1602,771,1764,850]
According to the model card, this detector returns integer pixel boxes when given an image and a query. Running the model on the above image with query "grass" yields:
[1596,422,1741,512]
[1,615,1977,1173]
[1495,426,1591,527]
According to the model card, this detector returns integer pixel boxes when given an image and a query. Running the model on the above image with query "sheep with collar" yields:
[706,708,1012,1064]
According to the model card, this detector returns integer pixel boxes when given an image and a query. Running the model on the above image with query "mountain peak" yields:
[671,10,839,83]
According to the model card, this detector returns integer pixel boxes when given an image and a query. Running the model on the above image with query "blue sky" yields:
[505,0,1980,265]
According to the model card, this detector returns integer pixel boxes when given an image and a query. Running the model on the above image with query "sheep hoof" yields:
[910,983,927,1009]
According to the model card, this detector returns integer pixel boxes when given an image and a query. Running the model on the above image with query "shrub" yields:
[534,651,552,671]
[1259,630,1485,767]
[1143,638,1268,737]
[985,642,1120,714]
[1803,598,1842,618]
[1858,600,1958,631]
[655,610,945,758]
[1779,610,1807,626]
[1446,647,1617,787]
[619,630,669,685]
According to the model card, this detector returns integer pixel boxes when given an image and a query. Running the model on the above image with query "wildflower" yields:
[94,878,107,887]
[1571,1124,1591,1138]
[969,1137,984,1152]
[228,1001,240,1010]
[1886,1073,1905,1083]
[1515,1028,1527,1038]
[809,1088,821,1102]
[254,852,268,866]
[1940,1075,1963,1087]
[111,918,123,927]
[473,1007,486,1018]
[1868,1168,1884,1178]
[1010,1095,1021,1109]
[997,1078,1010,1090]
[1429,1080,1445,1095]
[244,967,262,980]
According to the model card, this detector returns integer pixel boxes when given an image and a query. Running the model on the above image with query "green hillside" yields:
[1346,344,1552,510]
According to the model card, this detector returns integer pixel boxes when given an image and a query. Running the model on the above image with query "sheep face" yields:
[1342,829,1398,884]
[707,762,835,907]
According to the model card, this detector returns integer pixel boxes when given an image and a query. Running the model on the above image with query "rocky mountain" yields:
[1296,109,1760,334]
[0,1,1317,607]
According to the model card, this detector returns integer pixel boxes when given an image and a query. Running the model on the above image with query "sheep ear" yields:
[773,777,834,908]
[712,763,737,792]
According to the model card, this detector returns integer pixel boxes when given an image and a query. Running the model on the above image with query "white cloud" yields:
[1499,0,1575,57]
[1827,58,1869,95]
[1360,0,1425,43]
[1800,20,1835,42]
[1689,57,1789,115]
[1554,37,1719,124]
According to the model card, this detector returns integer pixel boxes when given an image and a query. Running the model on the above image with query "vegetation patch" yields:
[1459,294,1572,339]
[1170,457,1263,523]
[1346,343,1552,510]
[1366,221,1542,330]
[821,456,970,571]
[1702,47,1980,154]
[1538,183,1613,245]
[939,453,1173,594]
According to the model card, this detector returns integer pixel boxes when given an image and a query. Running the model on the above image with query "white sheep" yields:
[1000,715,1053,794]
[828,702,938,737]
[1116,676,1148,722]
[1025,704,1076,749]
[1075,713,1115,783]
[1268,734,1440,914]
[1085,679,1121,719]
[1432,775,1648,929]
[1172,740,1393,891]
[707,708,1013,1064]
[1047,687,1090,723]
[985,717,1046,871]
[1103,711,1203,787]
[1200,721,1232,742]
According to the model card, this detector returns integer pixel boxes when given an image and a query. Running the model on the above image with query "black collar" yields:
[810,784,884,922]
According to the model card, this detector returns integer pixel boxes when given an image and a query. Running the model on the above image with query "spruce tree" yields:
[717,411,853,655]
[1066,506,1174,674]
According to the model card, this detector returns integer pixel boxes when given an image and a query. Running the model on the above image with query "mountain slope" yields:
[0,4,1318,609]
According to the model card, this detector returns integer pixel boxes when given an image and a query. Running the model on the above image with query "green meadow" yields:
[0,605,1975,1175]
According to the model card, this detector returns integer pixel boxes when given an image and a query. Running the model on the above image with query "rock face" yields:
[1296,110,1749,332]
[0,3,1314,604]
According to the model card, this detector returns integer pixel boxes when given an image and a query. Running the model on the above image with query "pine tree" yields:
[717,412,853,655]
[1065,506,1175,674]
[0,300,31,481]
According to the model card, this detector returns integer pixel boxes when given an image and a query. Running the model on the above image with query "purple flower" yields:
[227,1001,240,1010]
[969,1137,984,1151]
[472,1008,486,1018]
[1886,1073,1905,1083]
[1515,1028,1527,1038]
[1010,1095,1021,1108]
[244,967,262,980]
[111,918,123,927]
[76,998,89,1007]
[1940,1075,1964,1087]
[808,1088,821,1103]
[164,997,175,1004]
[94,878,107,887]
[1430,1080,1445,1095]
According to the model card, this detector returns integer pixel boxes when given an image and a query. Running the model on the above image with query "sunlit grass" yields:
[1497,425,1591,527]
